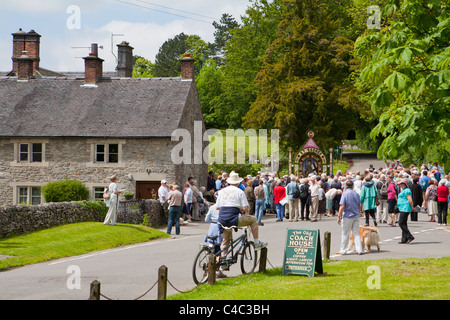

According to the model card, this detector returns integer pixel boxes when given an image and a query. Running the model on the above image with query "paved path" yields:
[343,152,387,173]
[0,211,448,300]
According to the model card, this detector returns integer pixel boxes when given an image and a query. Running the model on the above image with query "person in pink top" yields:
[437,180,449,225]
[387,175,398,226]
[274,180,286,222]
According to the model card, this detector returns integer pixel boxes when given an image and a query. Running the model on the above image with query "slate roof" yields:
[0,76,194,138]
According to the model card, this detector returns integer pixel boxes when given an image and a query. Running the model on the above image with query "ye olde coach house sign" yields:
[282,229,323,278]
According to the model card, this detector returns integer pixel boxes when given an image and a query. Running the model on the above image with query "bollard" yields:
[207,254,216,285]
[323,231,331,260]
[89,280,101,300]
[157,265,168,300]
[259,247,267,272]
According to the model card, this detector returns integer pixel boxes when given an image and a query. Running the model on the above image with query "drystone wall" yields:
[0,200,167,238]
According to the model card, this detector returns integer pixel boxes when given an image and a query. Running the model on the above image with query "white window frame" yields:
[87,139,126,168]
[95,143,119,164]
[10,139,49,167]
[93,186,106,201]
[16,186,43,205]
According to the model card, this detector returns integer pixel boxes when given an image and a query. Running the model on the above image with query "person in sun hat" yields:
[396,179,418,244]
[104,174,123,225]
[158,180,169,205]
[216,171,267,251]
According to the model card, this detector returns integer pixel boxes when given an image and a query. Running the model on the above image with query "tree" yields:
[355,0,450,165]
[154,33,190,77]
[154,33,214,77]
[185,35,215,75]
[196,0,285,129]
[196,59,224,127]
[212,13,239,59]
[243,0,362,151]
[132,56,154,78]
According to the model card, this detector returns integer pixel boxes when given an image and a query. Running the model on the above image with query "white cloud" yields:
[0,0,109,13]
[0,0,252,72]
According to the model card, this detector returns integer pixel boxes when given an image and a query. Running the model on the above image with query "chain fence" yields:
[89,231,331,300]
[89,247,272,300]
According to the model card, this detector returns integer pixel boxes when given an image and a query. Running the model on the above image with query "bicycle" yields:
[192,223,258,285]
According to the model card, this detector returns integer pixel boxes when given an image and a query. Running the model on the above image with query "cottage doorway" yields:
[136,181,161,200]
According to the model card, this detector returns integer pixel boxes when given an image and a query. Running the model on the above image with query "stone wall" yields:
[0,200,168,238]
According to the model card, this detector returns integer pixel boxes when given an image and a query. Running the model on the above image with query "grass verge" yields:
[168,258,450,300]
[0,222,169,271]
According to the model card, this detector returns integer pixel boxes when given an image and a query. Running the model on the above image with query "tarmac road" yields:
[343,151,387,173]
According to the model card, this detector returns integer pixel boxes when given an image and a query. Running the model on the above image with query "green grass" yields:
[342,149,374,153]
[169,258,450,300]
[332,160,350,174]
[0,222,169,271]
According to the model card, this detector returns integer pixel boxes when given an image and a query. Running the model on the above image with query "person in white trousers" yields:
[337,180,363,255]
[104,175,122,225]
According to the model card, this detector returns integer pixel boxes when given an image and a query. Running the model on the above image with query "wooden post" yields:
[259,247,267,273]
[207,254,216,285]
[89,280,101,300]
[329,148,333,175]
[323,232,331,260]
[157,265,168,300]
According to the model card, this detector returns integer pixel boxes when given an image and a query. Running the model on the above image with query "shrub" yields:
[42,180,89,203]
[78,200,109,221]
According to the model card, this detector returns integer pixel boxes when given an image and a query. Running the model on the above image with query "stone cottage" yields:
[0,29,208,205]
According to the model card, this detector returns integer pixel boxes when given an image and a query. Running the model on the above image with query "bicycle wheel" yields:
[240,241,258,274]
[192,247,213,285]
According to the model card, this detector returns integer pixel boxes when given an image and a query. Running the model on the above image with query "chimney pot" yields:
[90,43,99,57]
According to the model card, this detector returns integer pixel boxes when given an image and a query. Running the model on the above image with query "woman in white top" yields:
[104,175,123,225]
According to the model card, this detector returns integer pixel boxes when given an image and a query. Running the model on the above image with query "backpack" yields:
[292,185,301,199]
[394,184,400,195]
[299,184,308,199]
[380,181,388,196]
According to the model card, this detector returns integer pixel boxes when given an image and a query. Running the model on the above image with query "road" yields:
[343,151,387,173]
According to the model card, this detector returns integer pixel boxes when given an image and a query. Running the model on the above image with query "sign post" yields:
[282,229,323,277]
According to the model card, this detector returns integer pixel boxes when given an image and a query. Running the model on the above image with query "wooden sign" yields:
[282,229,323,277]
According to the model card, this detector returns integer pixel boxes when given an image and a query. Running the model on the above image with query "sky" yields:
[0,0,251,72]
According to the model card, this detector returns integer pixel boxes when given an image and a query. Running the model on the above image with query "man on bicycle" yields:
[216,171,268,252]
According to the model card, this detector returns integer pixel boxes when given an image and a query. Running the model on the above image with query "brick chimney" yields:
[16,54,34,80]
[11,28,41,76]
[83,44,104,85]
[116,41,134,78]
[180,53,195,80]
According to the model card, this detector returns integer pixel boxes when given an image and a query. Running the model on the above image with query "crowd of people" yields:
[102,160,448,274]
[161,161,449,236]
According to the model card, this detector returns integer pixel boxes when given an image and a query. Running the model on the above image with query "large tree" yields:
[243,0,362,150]
[153,33,214,77]
[355,0,450,165]
[197,0,285,129]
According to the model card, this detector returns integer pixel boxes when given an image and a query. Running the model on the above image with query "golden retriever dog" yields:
[349,225,381,253]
